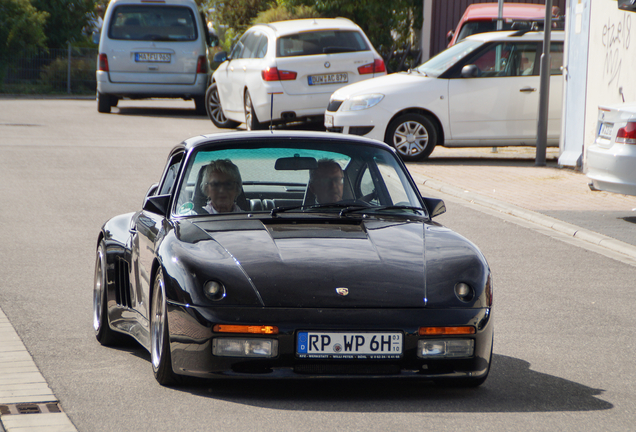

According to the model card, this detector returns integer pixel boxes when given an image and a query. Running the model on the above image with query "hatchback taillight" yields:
[261,67,297,81]
[196,56,207,74]
[98,54,109,72]
[358,58,386,75]
[616,122,636,144]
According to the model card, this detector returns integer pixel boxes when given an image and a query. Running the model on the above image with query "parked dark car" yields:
[93,131,493,386]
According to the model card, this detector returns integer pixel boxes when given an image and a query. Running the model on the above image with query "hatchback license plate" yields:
[297,331,402,359]
[599,122,613,139]
[308,73,348,86]
[135,52,171,63]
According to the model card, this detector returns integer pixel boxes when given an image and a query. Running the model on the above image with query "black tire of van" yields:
[194,95,206,115]
[97,92,111,114]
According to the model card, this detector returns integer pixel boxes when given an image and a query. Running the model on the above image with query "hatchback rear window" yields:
[109,5,197,41]
[277,30,369,57]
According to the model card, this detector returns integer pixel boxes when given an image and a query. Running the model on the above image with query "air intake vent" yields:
[115,258,132,307]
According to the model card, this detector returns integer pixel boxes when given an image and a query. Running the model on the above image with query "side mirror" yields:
[143,194,170,216]
[461,64,480,78]
[422,197,446,219]
[92,30,100,45]
[213,51,227,63]
[446,30,454,43]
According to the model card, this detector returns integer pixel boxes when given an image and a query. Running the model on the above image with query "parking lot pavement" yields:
[407,146,636,264]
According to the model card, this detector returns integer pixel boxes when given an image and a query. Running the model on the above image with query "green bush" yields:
[39,57,96,93]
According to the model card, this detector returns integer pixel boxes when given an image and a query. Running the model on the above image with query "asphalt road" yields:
[1,98,635,431]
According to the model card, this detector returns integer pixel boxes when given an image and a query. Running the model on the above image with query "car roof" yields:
[181,130,394,152]
[108,0,197,6]
[465,29,565,43]
[254,18,360,37]
[461,2,546,20]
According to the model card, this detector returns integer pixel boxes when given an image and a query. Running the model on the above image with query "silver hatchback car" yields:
[95,0,211,114]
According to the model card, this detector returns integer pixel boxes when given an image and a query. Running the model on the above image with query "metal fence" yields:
[2,45,98,94]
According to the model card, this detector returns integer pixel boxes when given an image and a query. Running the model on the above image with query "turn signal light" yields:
[419,326,475,335]
[261,67,297,81]
[616,122,636,144]
[214,324,279,334]
[98,53,109,72]
[358,59,386,75]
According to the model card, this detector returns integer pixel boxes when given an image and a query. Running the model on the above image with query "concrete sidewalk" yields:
[407,145,636,264]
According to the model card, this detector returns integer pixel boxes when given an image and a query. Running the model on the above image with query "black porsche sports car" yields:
[93,131,493,386]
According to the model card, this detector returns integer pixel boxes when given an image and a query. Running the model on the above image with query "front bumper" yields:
[324,106,388,142]
[166,303,493,380]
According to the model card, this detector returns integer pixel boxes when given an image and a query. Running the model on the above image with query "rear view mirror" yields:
[275,156,318,171]
[461,64,480,78]
[213,51,227,63]
[422,197,446,218]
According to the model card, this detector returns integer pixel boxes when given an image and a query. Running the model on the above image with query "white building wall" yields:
[561,0,636,167]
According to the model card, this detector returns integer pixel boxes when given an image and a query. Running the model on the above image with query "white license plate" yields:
[325,114,333,128]
[135,52,171,63]
[599,122,613,139]
[308,73,348,86]
[297,331,402,359]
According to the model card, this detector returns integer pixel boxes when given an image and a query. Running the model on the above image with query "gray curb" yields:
[414,175,636,262]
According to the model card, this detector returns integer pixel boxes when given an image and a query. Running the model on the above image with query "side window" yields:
[465,42,514,77]
[256,35,268,58]
[230,33,247,59]
[358,167,379,205]
[159,153,183,195]
[550,42,563,75]
[240,32,264,59]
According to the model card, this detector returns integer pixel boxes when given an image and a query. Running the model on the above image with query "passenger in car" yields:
[308,159,344,204]
[200,159,243,213]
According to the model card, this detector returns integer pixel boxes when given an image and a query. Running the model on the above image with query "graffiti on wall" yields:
[602,12,631,88]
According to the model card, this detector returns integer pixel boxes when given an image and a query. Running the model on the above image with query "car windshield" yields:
[414,39,482,77]
[108,5,197,41]
[277,30,369,57]
[173,139,423,217]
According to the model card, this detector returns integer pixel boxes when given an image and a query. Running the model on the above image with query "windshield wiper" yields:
[270,203,368,217]
[339,205,425,216]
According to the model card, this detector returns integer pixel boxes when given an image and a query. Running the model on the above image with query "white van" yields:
[95,0,211,114]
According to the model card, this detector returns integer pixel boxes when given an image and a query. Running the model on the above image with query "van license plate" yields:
[297,331,402,359]
[135,53,171,63]
[308,73,348,86]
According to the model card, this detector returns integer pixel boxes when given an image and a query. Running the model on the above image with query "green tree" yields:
[31,0,96,49]
[253,2,319,24]
[0,0,49,85]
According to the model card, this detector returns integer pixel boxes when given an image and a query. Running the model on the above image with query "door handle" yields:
[520,87,536,93]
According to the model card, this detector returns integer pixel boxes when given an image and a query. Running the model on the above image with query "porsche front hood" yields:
[192,218,427,308]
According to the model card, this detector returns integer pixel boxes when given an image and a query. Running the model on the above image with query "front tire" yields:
[385,113,437,161]
[244,89,264,131]
[205,82,239,128]
[93,241,125,346]
[150,269,180,386]
[97,91,111,113]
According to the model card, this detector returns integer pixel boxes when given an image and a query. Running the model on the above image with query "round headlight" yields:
[204,281,226,301]
[454,282,474,302]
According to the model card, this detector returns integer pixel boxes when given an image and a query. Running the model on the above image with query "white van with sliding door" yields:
[95,0,211,114]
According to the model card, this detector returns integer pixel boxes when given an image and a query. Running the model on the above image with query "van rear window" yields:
[109,5,197,41]
[277,30,369,57]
